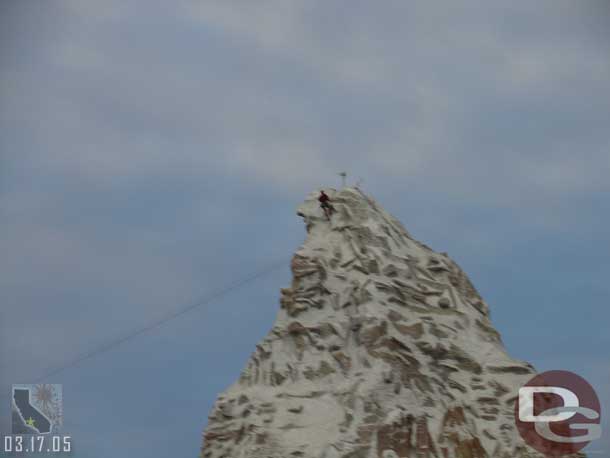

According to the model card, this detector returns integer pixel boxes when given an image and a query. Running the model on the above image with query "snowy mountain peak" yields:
[200,188,582,458]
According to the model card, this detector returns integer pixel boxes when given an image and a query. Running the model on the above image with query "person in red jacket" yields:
[318,190,334,219]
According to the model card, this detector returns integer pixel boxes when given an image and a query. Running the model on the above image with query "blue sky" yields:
[1,1,609,457]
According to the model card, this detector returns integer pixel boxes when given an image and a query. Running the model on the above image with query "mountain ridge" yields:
[200,187,584,458]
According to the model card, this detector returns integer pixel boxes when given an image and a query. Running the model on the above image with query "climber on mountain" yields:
[318,190,335,220]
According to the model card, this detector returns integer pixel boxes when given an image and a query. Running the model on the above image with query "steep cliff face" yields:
[200,188,580,458]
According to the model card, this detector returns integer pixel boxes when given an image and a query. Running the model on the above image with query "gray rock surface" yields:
[200,187,584,458]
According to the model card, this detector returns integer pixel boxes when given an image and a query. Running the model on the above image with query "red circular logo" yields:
[515,370,601,456]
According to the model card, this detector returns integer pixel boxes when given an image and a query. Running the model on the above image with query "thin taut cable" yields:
[31,256,290,383]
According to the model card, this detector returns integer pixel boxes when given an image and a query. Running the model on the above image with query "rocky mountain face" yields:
[200,188,581,458]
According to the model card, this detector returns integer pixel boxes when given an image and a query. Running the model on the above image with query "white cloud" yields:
[3,0,608,200]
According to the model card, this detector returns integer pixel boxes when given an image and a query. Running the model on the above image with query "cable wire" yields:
[31,256,290,383]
